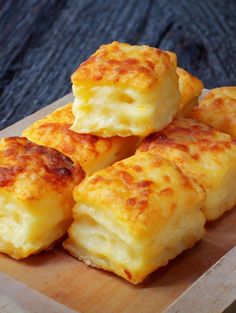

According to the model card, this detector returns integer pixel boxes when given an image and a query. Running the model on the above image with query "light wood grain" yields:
[164,246,236,313]
[0,273,78,313]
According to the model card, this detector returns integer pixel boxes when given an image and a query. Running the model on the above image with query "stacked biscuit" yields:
[1,42,236,284]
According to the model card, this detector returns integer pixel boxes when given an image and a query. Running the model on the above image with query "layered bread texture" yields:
[71,41,181,137]
[191,87,236,137]
[138,118,236,221]
[64,151,205,284]
[0,137,84,259]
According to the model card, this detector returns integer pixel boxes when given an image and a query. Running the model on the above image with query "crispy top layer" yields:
[177,68,203,107]
[139,118,234,155]
[72,41,176,91]
[191,87,236,137]
[42,102,74,124]
[74,151,205,237]
[23,104,129,170]
[0,137,85,200]
[201,87,236,99]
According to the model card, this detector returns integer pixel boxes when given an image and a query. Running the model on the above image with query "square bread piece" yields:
[63,151,205,284]
[191,87,236,138]
[176,67,203,117]
[0,137,84,259]
[138,118,236,221]
[23,103,138,176]
[71,41,181,137]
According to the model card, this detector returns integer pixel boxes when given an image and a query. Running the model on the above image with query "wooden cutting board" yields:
[0,93,236,313]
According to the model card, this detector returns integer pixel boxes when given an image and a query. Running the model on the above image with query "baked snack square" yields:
[64,151,205,284]
[138,118,236,221]
[23,103,138,176]
[0,137,84,259]
[191,87,236,137]
[71,41,181,137]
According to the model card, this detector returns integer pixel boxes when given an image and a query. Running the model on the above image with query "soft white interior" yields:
[0,192,72,259]
[71,75,180,137]
[65,202,205,283]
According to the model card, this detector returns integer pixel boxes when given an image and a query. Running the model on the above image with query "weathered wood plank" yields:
[0,272,78,313]
[0,0,236,130]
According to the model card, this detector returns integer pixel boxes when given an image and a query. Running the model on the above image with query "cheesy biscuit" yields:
[64,151,205,284]
[0,137,84,259]
[138,118,236,221]
[191,87,236,137]
[71,41,181,137]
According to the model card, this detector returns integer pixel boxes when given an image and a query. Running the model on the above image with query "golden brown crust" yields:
[23,104,106,151]
[30,122,105,159]
[0,137,85,200]
[23,103,137,174]
[165,51,177,67]
[191,87,236,137]
[177,67,203,109]
[138,118,236,221]
[42,102,74,124]
[72,41,175,91]
[139,118,232,155]
[73,151,205,237]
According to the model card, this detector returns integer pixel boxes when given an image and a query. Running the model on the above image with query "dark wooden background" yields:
[1,0,236,130]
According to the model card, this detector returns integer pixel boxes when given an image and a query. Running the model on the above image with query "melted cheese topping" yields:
[138,118,236,220]
[23,104,138,175]
[0,137,84,199]
[64,151,205,283]
[71,42,180,137]
[0,137,84,259]
[73,152,205,237]
[72,41,176,92]
[191,87,236,138]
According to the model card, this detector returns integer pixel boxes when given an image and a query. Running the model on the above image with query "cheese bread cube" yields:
[63,151,205,284]
[191,87,236,137]
[176,67,203,117]
[0,137,84,259]
[71,41,181,137]
[138,118,236,221]
[23,103,138,176]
